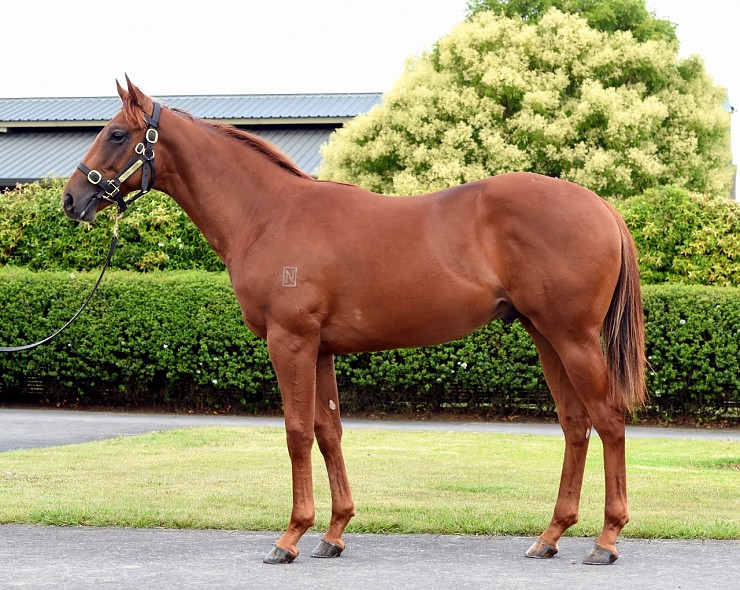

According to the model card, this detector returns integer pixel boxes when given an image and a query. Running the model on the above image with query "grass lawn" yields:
[0,427,737,539]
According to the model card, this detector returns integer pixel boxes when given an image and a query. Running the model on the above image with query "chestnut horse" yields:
[63,79,646,566]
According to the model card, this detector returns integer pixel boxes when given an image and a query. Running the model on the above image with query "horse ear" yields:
[123,74,154,116]
[116,79,128,101]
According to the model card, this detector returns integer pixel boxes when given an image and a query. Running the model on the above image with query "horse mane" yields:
[169,107,314,180]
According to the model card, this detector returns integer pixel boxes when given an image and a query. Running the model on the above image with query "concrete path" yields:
[1,407,738,452]
[0,408,738,589]
[0,526,737,589]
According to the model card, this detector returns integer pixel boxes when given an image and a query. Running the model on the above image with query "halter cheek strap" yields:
[77,102,162,213]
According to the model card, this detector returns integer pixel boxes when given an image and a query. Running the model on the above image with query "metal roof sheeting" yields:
[0,93,382,186]
[0,127,335,183]
[0,93,382,123]
[0,131,99,182]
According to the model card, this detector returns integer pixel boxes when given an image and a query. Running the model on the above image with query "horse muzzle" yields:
[63,190,103,223]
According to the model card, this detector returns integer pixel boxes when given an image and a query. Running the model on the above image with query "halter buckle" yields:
[146,128,159,144]
[102,184,121,198]
[87,169,103,184]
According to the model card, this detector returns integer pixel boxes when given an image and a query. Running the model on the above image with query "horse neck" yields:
[152,110,310,264]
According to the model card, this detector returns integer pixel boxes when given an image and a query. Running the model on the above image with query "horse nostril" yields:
[64,193,74,212]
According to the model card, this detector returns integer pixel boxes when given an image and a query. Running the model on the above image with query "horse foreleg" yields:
[311,353,355,558]
[521,319,592,559]
[263,329,319,564]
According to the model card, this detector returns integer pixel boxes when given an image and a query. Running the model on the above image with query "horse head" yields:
[63,76,159,222]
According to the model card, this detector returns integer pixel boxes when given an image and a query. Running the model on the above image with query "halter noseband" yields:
[77,102,162,214]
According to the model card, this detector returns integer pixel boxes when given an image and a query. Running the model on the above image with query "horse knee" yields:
[285,428,314,459]
[593,419,625,448]
[561,414,592,445]
[315,421,342,450]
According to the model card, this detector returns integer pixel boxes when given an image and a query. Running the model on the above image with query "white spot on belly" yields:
[329,400,337,411]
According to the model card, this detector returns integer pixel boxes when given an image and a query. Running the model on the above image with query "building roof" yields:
[0,93,382,126]
[0,92,382,186]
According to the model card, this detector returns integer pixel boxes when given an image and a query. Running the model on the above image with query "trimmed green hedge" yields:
[1,268,738,420]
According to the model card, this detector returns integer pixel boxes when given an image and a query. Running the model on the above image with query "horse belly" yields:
[320,278,501,354]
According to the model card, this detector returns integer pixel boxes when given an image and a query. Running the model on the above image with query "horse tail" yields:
[602,204,647,412]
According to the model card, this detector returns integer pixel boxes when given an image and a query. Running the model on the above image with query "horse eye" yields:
[110,130,127,144]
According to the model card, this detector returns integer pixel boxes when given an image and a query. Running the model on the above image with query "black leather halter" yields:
[77,102,162,214]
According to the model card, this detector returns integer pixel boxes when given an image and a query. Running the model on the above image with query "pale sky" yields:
[1,0,736,163]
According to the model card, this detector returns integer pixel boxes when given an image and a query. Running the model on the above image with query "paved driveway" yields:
[1,407,737,452]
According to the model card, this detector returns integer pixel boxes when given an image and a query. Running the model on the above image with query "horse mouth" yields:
[72,194,101,223]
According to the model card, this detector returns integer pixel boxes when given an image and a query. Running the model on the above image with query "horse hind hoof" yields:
[311,539,344,558]
[525,540,559,559]
[263,544,298,564]
[582,543,618,565]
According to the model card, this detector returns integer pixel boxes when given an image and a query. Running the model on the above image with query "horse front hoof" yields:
[525,539,559,559]
[311,539,344,558]
[582,543,618,565]
[263,544,298,564]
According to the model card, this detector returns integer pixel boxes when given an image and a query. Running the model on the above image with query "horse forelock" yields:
[120,95,149,131]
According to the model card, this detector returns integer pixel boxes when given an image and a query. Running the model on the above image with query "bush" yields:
[643,285,740,418]
[614,187,740,286]
[0,180,223,272]
[1,268,738,421]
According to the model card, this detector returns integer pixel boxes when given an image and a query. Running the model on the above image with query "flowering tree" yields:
[466,0,678,43]
[318,9,733,199]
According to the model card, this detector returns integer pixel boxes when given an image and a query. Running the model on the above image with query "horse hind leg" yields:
[311,353,355,558]
[534,321,629,565]
[520,318,593,560]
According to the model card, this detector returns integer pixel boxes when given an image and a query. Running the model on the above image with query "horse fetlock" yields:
[604,506,629,531]
[289,511,316,533]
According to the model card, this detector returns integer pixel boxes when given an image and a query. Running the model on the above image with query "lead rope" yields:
[0,212,121,353]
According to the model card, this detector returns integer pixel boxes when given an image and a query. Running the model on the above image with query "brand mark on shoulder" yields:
[282,266,298,287]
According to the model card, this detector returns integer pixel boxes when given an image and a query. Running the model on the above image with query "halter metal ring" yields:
[87,169,103,184]
[135,142,145,155]
[146,129,159,143]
